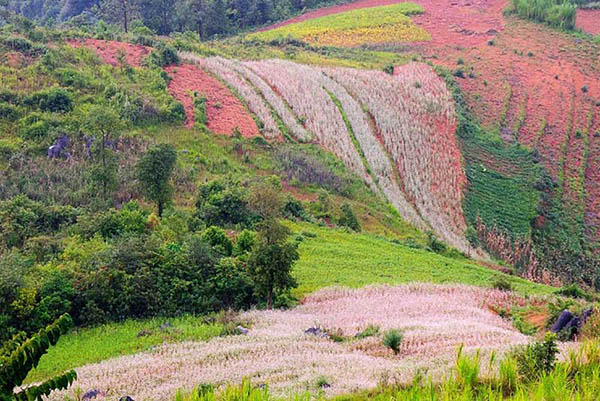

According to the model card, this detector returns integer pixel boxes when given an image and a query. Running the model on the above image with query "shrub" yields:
[168,101,186,122]
[426,231,447,254]
[0,103,21,121]
[194,92,208,127]
[510,0,576,30]
[383,329,403,354]
[3,36,32,52]
[492,277,513,292]
[0,195,78,249]
[510,333,559,381]
[23,87,73,113]
[338,202,360,232]
[234,229,257,256]
[201,226,234,257]
[20,119,50,140]
[195,178,255,228]
[283,196,307,220]
[555,284,589,300]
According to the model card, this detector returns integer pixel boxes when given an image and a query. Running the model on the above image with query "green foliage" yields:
[492,277,513,292]
[510,333,559,381]
[510,0,577,30]
[3,36,32,52]
[248,219,299,309]
[201,226,234,257]
[338,203,360,232]
[193,92,208,127]
[0,195,78,249]
[195,178,256,228]
[554,283,590,300]
[137,143,178,217]
[382,329,403,354]
[0,314,76,401]
[23,87,73,113]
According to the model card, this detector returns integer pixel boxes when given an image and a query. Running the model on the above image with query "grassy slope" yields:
[26,317,225,384]
[289,222,554,297]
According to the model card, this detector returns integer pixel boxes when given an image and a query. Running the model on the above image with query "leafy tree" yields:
[80,105,124,201]
[338,202,360,232]
[97,0,140,32]
[0,314,77,401]
[248,218,298,309]
[136,144,177,217]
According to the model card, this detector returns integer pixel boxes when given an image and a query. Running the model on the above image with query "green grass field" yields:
[289,222,554,297]
[26,316,225,384]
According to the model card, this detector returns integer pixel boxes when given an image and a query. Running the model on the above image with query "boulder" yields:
[237,325,249,335]
[551,310,573,333]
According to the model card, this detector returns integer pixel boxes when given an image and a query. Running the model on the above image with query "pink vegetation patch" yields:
[69,39,150,67]
[164,63,260,137]
[49,285,529,401]
[577,9,600,35]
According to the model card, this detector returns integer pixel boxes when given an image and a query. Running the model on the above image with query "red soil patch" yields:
[577,9,600,36]
[164,63,260,137]
[69,39,150,67]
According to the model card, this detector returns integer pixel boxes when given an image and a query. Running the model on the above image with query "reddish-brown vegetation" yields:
[69,38,149,67]
[164,63,260,137]
[577,9,600,35]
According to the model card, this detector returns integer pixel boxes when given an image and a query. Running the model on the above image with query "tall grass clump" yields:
[510,0,577,30]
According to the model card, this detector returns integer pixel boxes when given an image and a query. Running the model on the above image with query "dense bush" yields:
[0,195,78,249]
[510,0,577,30]
[338,203,360,232]
[23,87,73,113]
[3,35,32,51]
[510,333,559,380]
[195,178,257,228]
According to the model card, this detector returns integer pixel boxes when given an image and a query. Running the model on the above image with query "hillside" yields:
[1,1,600,400]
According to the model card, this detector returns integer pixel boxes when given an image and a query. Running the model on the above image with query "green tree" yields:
[136,144,177,217]
[248,187,298,309]
[97,0,140,32]
[0,314,76,401]
[80,105,124,202]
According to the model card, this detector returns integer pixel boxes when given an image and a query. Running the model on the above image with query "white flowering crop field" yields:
[51,285,529,400]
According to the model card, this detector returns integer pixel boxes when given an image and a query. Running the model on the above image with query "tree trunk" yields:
[101,132,107,198]
[158,200,163,217]
[266,288,273,310]
[121,0,129,33]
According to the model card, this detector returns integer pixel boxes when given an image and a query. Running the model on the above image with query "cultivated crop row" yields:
[229,59,312,142]
[245,59,376,192]
[181,53,282,140]
[50,285,528,400]
[325,63,469,252]
[318,70,427,230]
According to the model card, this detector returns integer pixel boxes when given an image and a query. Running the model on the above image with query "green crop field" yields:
[289,222,554,297]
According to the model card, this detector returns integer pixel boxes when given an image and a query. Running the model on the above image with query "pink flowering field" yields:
[50,284,531,400]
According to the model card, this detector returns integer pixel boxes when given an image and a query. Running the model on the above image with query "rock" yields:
[304,327,329,339]
[581,308,593,325]
[82,390,104,400]
[119,397,134,401]
[551,310,573,333]
[136,329,152,337]
[159,322,173,331]
[237,325,249,335]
